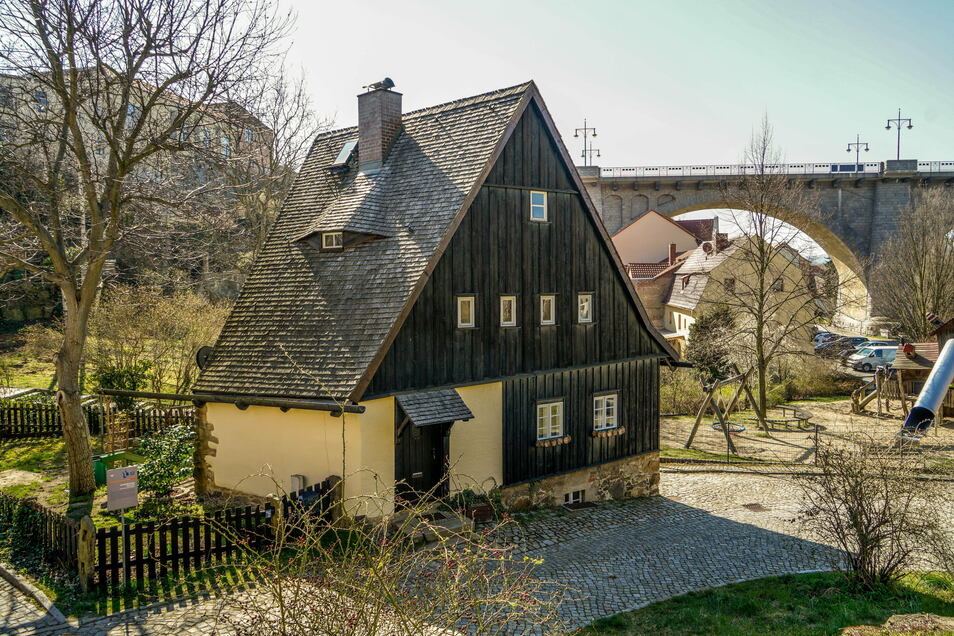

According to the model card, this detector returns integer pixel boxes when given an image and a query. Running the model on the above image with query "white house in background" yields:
[611,210,718,265]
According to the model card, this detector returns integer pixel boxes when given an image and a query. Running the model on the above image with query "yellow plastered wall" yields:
[355,396,396,516]
[448,382,503,494]
[206,397,395,516]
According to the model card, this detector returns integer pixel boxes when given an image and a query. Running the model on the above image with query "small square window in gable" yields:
[530,191,547,222]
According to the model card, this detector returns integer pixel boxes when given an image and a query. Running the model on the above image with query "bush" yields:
[660,365,707,415]
[770,356,858,403]
[137,424,195,497]
[798,439,954,587]
[91,360,151,410]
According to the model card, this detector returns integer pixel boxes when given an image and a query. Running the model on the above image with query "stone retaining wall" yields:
[500,451,659,510]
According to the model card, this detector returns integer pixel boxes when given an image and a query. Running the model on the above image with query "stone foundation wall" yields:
[500,451,659,510]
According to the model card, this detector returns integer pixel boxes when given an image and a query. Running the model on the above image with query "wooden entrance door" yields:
[395,422,449,502]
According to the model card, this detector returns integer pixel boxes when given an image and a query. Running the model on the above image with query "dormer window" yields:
[530,191,547,221]
[321,232,343,249]
[681,275,690,289]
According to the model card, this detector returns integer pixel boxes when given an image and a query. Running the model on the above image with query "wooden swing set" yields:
[684,364,769,454]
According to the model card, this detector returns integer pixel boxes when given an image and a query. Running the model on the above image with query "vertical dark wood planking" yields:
[367,102,664,397]
[502,358,659,485]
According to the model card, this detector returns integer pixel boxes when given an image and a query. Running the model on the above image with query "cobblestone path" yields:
[501,471,842,631]
[4,472,855,634]
[0,577,62,634]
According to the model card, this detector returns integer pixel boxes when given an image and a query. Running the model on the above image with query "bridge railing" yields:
[597,160,954,179]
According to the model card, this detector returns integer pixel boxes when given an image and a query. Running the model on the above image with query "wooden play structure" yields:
[685,365,768,454]
[852,339,954,426]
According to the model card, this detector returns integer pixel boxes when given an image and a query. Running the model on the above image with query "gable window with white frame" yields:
[539,295,556,325]
[529,190,547,221]
[457,295,476,328]
[593,393,619,431]
[578,293,593,323]
[536,400,564,440]
[321,232,343,249]
[499,295,517,327]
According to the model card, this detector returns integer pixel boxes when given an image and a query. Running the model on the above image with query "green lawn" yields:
[659,445,767,463]
[579,572,954,635]
[0,349,56,390]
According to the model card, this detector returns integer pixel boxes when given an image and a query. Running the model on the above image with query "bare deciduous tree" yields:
[713,119,857,419]
[0,0,291,495]
[214,478,566,635]
[798,438,954,587]
[872,189,954,340]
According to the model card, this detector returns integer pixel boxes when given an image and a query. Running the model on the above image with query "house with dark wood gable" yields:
[192,80,678,515]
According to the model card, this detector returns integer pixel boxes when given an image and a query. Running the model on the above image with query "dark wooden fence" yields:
[0,403,192,439]
[94,478,339,592]
[95,505,270,593]
[0,492,78,570]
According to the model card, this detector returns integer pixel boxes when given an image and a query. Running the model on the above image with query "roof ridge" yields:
[402,81,532,118]
[310,82,533,143]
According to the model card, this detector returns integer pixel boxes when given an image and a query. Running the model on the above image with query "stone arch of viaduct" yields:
[580,165,954,332]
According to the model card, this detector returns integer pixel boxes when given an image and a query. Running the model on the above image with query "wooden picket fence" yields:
[0,403,192,439]
[93,477,340,592]
[95,505,271,593]
[0,492,78,569]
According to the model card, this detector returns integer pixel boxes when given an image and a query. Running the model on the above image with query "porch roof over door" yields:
[395,389,474,427]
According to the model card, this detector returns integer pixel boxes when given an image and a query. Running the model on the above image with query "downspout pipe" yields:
[901,339,954,434]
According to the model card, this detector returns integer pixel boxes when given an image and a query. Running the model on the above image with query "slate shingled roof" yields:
[194,83,532,400]
[665,241,740,311]
[194,81,676,402]
[396,389,474,426]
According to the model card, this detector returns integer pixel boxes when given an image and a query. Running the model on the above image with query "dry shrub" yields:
[798,438,954,587]
[660,365,707,415]
[772,356,858,402]
[213,483,566,635]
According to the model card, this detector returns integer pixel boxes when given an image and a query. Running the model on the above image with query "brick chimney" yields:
[668,243,677,265]
[357,80,402,173]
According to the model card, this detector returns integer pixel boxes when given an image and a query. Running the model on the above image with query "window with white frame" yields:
[457,295,475,328]
[34,90,47,112]
[243,128,255,143]
[536,400,564,440]
[593,393,618,430]
[529,190,547,221]
[499,295,517,327]
[540,295,555,325]
[564,489,585,505]
[321,232,343,249]
[578,293,593,323]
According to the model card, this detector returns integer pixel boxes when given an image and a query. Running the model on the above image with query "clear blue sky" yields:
[285,0,953,167]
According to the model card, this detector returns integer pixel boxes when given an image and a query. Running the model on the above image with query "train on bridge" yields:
[599,160,954,179]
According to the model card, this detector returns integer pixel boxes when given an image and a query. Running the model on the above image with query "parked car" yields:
[813,331,839,347]
[838,339,901,362]
[817,336,869,357]
[848,346,897,372]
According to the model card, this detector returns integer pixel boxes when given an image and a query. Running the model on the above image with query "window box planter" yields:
[592,426,625,439]
[535,435,571,448]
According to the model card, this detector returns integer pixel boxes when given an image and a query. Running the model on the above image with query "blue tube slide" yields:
[901,339,954,435]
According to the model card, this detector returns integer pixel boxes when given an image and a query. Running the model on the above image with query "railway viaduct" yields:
[579,159,954,332]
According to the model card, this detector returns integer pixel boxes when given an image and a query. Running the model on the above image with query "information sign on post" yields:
[106,465,139,512]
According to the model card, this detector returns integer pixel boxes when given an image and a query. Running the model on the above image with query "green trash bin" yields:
[92,455,106,487]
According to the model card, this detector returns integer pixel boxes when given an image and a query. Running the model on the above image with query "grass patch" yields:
[789,395,852,404]
[660,445,766,463]
[0,438,67,473]
[0,349,56,389]
[578,572,954,635]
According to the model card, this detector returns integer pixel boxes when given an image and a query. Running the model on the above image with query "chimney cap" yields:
[363,77,395,92]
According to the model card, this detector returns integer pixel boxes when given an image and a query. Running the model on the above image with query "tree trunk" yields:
[56,294,96,497]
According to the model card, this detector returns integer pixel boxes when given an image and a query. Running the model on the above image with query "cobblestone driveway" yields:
[6,472,845,634]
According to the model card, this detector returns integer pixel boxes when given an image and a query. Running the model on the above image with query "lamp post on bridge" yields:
[885,108,913,160]
[846,134,869,169]
[574,119,600,166]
